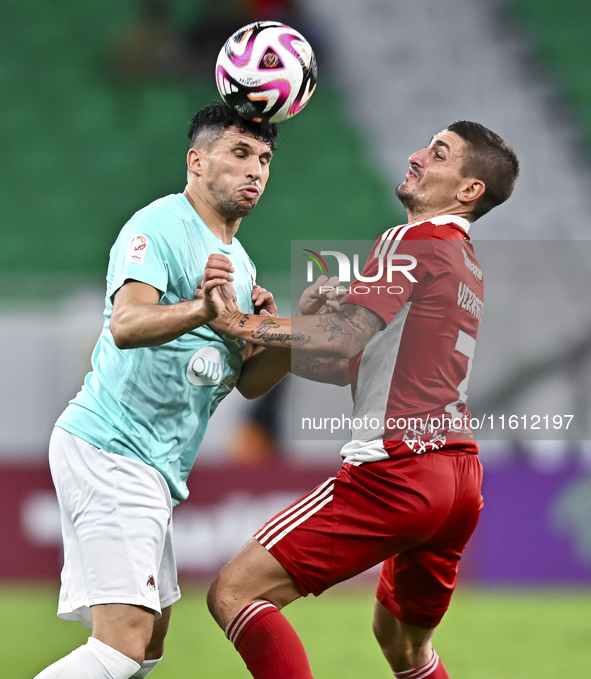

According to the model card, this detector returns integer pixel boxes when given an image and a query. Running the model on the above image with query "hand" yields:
[252,285,278,317]
[206,281,244,334]
[298,275,346,315]
[196,254,235,320]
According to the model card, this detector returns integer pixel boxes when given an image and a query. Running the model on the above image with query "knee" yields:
[145,606,172,660]
[145,633,165,661]
[116,639,147,667]
[145,640,165,661]
[206,573,226,626]
[207,563,250,629]
[91,605,155,666]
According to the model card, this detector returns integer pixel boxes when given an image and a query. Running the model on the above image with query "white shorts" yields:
[49,427,181,628]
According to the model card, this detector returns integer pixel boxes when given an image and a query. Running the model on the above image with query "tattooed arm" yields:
[288,274,352,384]
[290,354,352,385]
[236,345,292,398]
[212,300,385,360]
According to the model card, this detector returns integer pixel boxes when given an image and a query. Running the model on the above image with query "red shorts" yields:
[255,452,483,628]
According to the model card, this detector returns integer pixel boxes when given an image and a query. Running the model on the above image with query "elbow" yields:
[238,389,263,400]
[110,318,136,350]
[334,372,352,387]
[332,344,358,361]
[235,383,270,400]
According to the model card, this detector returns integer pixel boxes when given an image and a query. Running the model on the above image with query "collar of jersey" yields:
[412,214,471,233]
[179,192,238,252]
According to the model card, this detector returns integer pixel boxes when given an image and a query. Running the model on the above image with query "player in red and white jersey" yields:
[341,215,484,465]
[207,121,519,679]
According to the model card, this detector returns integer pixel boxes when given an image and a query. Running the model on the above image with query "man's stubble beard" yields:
[207,179,257,219]
[395,182,422,215]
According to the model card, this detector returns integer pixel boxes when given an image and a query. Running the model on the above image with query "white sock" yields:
[34,638,141,679]
[130,658,162,678]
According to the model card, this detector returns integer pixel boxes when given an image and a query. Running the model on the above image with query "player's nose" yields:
[408,148,426,167]
[245,156,264,179]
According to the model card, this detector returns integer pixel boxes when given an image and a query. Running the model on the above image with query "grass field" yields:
[4,583,591,678]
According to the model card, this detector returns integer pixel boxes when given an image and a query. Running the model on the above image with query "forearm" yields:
[111,299,213,348]
[291,354,351,386]
[110,256,235,349]
[236,346,291,398]
[216,306,378,359]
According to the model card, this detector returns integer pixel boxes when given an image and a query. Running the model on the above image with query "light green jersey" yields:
[57,194,256,503]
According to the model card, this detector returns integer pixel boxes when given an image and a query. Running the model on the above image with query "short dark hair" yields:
[447,120,519,220]
[187,101,279,151]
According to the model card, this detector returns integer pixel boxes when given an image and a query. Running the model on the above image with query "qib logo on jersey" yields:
[186,347,223,386]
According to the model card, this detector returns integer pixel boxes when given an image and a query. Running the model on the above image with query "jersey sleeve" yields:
[341,230,435,326]
[107,207,185,299]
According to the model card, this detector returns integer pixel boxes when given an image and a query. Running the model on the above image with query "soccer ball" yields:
[216,21,317,123]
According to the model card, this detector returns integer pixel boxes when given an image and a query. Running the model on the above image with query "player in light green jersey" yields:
[35,102,291,679]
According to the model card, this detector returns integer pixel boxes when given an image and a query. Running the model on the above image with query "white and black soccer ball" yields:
[216,21,317,123]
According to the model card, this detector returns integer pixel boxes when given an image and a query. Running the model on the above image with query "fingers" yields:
[206,253,234,271]
[252,286,272,306]
[204,256,234,277]
[299,274,345,315]
[322,276,342,299]
[202,278,237,301]
[196,254,234,298]
[202,254,234,283]
[201,278,233,293]
[252,285,279,317]
[323,298,341,312]
[323,276,346,305]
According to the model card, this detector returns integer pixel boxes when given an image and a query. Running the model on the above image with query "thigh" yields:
[147,605,173,658]
[209,538,302,628]
[91,603,156,662]
[50,428,179,625]
[258,457,459,597]
[377,453,483,628]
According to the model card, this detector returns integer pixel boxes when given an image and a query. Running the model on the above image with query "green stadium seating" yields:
[0,0,397,293]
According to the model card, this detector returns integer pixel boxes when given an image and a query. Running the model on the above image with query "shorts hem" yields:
[160,588,182,610]
[376,588,444,629]
[57,592,178,628]
[261,540,314,597]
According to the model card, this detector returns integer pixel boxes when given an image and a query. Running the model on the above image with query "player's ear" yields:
[457,178,485,205]
[187,147,204,176]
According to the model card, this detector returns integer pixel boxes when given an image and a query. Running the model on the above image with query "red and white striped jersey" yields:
[340,215,484,464]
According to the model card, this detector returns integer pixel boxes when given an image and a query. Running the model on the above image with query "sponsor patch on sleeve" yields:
[126,234,148,265]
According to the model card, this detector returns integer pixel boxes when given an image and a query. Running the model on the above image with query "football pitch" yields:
[5,583,591,678]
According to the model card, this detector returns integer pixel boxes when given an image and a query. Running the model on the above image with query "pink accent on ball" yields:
[248,78,291,117]
[228,30,258,67]
[278,32,306,65]
[289,81,316,115]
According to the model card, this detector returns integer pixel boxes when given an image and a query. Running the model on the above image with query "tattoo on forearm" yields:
[251,317,310,348]
[316,305,381,353]
[233,306,380,354]
[292,356,321,374]
[292,356,343,375]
